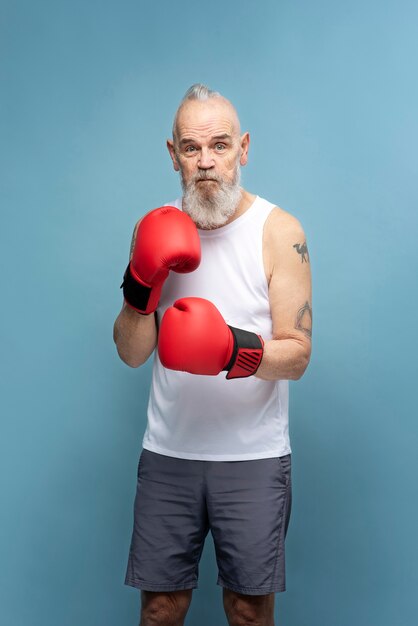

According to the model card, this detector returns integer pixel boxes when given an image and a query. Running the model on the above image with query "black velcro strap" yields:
[224,326,264,374]
[120,264,152,312]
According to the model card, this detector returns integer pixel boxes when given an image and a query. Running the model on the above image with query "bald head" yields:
[172,84,241,145]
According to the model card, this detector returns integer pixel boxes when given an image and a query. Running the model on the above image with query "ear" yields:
[167,139,180,172]
[239,132,250,166]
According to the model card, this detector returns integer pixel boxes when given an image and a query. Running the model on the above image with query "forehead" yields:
[175,98,240,141]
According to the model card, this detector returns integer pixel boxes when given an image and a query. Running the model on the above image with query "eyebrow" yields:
[179,133,232,146]
[212,134,232,141]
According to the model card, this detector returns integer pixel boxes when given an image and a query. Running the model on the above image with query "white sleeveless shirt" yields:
[142,195,291,461]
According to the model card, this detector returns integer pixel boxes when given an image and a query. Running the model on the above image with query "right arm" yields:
[113,221,157,367]
[113,207,201,367]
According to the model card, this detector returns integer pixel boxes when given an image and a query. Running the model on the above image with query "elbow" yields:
[114,343,144,368]
[123,357,143,369]
[120,355,143,369]
[291,370,305,381]
[291,349,311,380]
[113,322,143,368]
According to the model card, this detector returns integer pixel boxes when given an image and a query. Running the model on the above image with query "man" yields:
[113,84,312,626]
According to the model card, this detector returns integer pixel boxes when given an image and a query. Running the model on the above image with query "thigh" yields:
[207,455,292,595]
[125,450,209,592]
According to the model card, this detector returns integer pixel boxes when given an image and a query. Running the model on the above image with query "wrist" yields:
[224,326,264,379]
[121,263,158,314]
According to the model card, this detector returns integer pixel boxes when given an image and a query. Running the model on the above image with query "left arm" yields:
[255,210,312,381]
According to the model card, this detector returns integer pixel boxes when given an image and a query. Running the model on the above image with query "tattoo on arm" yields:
[293,241,309,263]
[129,226,137,260]
[295,301,312,339]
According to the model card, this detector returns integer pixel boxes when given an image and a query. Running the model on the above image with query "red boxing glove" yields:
[158,297,264,380]
[121,207,201,314]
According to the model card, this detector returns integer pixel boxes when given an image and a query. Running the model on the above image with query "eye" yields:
[215,143,226,151]
[185,145,197,153]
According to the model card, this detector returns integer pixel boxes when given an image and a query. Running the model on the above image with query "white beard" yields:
[181,163,242,229]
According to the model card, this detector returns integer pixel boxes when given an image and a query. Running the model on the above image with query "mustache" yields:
[192,171,223,183]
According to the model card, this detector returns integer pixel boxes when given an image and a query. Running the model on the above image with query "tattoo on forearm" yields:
[295,301,312,339]
[293,241,309,263]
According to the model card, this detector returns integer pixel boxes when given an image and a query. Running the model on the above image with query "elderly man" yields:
[114,84,312,626]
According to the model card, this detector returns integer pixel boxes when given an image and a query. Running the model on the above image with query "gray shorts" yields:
[125,449,292,595]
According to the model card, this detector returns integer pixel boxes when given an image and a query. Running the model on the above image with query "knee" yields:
[223,591,273,626]
[140,591,191,626]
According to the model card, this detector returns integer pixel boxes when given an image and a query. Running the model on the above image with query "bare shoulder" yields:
[264,206,306,242]
[263,205,308,269]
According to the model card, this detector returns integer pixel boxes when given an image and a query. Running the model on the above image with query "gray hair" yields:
[181,83,221,102]
[172,83,223,139]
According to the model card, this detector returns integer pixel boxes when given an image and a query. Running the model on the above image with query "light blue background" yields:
[1,1,417,624]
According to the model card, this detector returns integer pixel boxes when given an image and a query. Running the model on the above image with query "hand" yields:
[158,297,264,379]
[121,206,201,314]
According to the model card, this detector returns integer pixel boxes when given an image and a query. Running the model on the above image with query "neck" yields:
[221,189,256,227]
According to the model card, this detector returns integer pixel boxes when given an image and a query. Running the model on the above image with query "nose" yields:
[197,147,215,170]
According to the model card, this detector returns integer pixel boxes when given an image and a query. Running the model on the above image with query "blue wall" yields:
[1,1,417,624]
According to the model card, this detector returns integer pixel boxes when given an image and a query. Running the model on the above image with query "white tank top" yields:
[142,195,290,461]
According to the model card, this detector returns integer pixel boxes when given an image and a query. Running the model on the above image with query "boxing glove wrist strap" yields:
[224,326,264,379]
[121,264,153,314]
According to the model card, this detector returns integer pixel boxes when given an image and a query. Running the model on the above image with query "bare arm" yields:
[113,221,158,367]
[255,209,312,381]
